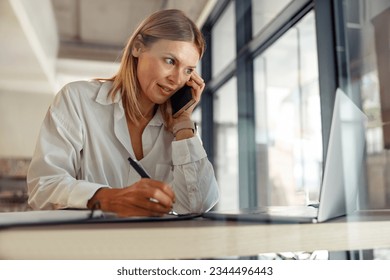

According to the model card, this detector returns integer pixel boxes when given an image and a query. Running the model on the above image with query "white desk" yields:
[0,211,389,259]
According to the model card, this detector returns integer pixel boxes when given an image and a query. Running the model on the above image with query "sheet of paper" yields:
[0,209,101,227]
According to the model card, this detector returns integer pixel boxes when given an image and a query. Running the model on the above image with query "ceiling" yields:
[52,0,213,62]
[0,0,215,95]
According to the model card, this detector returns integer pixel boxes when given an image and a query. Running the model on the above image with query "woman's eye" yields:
[165,58,174,65]
[185,68,193,75]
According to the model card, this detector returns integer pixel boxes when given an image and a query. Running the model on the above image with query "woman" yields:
[27,9,219,217]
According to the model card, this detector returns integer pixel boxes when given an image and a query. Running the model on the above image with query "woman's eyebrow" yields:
[164,52,197,68]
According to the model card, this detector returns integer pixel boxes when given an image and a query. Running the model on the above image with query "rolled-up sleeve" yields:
[171,136,220,214]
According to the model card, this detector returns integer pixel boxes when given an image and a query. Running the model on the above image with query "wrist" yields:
[87,187,110,209]
[172,120,196,138]
[175,128,195,140]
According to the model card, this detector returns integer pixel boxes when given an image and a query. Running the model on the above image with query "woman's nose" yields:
[167,68,184,86]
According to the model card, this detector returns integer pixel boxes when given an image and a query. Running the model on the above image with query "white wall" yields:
[0,91,54,158]
[9,0,59,90]
[0,0,57,158]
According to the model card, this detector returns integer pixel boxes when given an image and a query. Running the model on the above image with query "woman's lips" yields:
[157,84,175,95]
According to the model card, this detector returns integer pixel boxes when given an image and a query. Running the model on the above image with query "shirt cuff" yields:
[68,182,109,208]
[172,136,207,165]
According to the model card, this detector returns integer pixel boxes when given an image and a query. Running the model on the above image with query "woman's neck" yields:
[138,95,157,120]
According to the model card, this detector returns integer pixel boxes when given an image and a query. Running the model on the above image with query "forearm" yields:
[174,128,194,140]
[170,137,220,213]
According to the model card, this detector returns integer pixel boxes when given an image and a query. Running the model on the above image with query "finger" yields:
[121,179,175,208]
[190,71,204,85]
[157,182,175,202]
[121,179,173,198]
[148,188,174,209]
[124,195,172,214]
[140,178,176,203]
[112,191,171,213]
[188,76,205,97]
[147,198,173,213]
[188,78,204,91]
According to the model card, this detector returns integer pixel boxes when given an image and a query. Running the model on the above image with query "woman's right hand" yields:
[87,179,175,217]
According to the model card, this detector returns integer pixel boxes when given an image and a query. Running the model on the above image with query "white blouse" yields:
[27,80,219,214]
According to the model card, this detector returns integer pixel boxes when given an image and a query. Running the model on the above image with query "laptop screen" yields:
[317,89,367,222]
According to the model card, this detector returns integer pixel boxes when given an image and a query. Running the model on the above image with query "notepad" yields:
[0,210,201,228]
[0,209,100,227]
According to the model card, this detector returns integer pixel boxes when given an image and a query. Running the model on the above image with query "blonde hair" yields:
[105,9,205,127]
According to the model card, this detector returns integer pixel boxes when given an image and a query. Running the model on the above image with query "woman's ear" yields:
[132,35,144,57]
[132,45,142,57]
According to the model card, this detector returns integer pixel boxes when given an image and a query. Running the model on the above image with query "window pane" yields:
[336,0,390,209]
[254,11,321,206]
[211,1,236,78]
[252,0,293,37]
[214,77,239,210]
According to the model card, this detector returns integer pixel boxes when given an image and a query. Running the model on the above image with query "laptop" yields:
[203,89,367,223]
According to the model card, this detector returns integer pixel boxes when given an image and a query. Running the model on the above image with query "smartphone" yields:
[170,85,196,118]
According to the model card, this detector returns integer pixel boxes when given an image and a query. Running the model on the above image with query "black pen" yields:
[127,157,179,216]
[128,157,150,178]
[128,157,157,203]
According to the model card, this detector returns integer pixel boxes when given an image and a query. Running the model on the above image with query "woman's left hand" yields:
[173,71,205,122]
